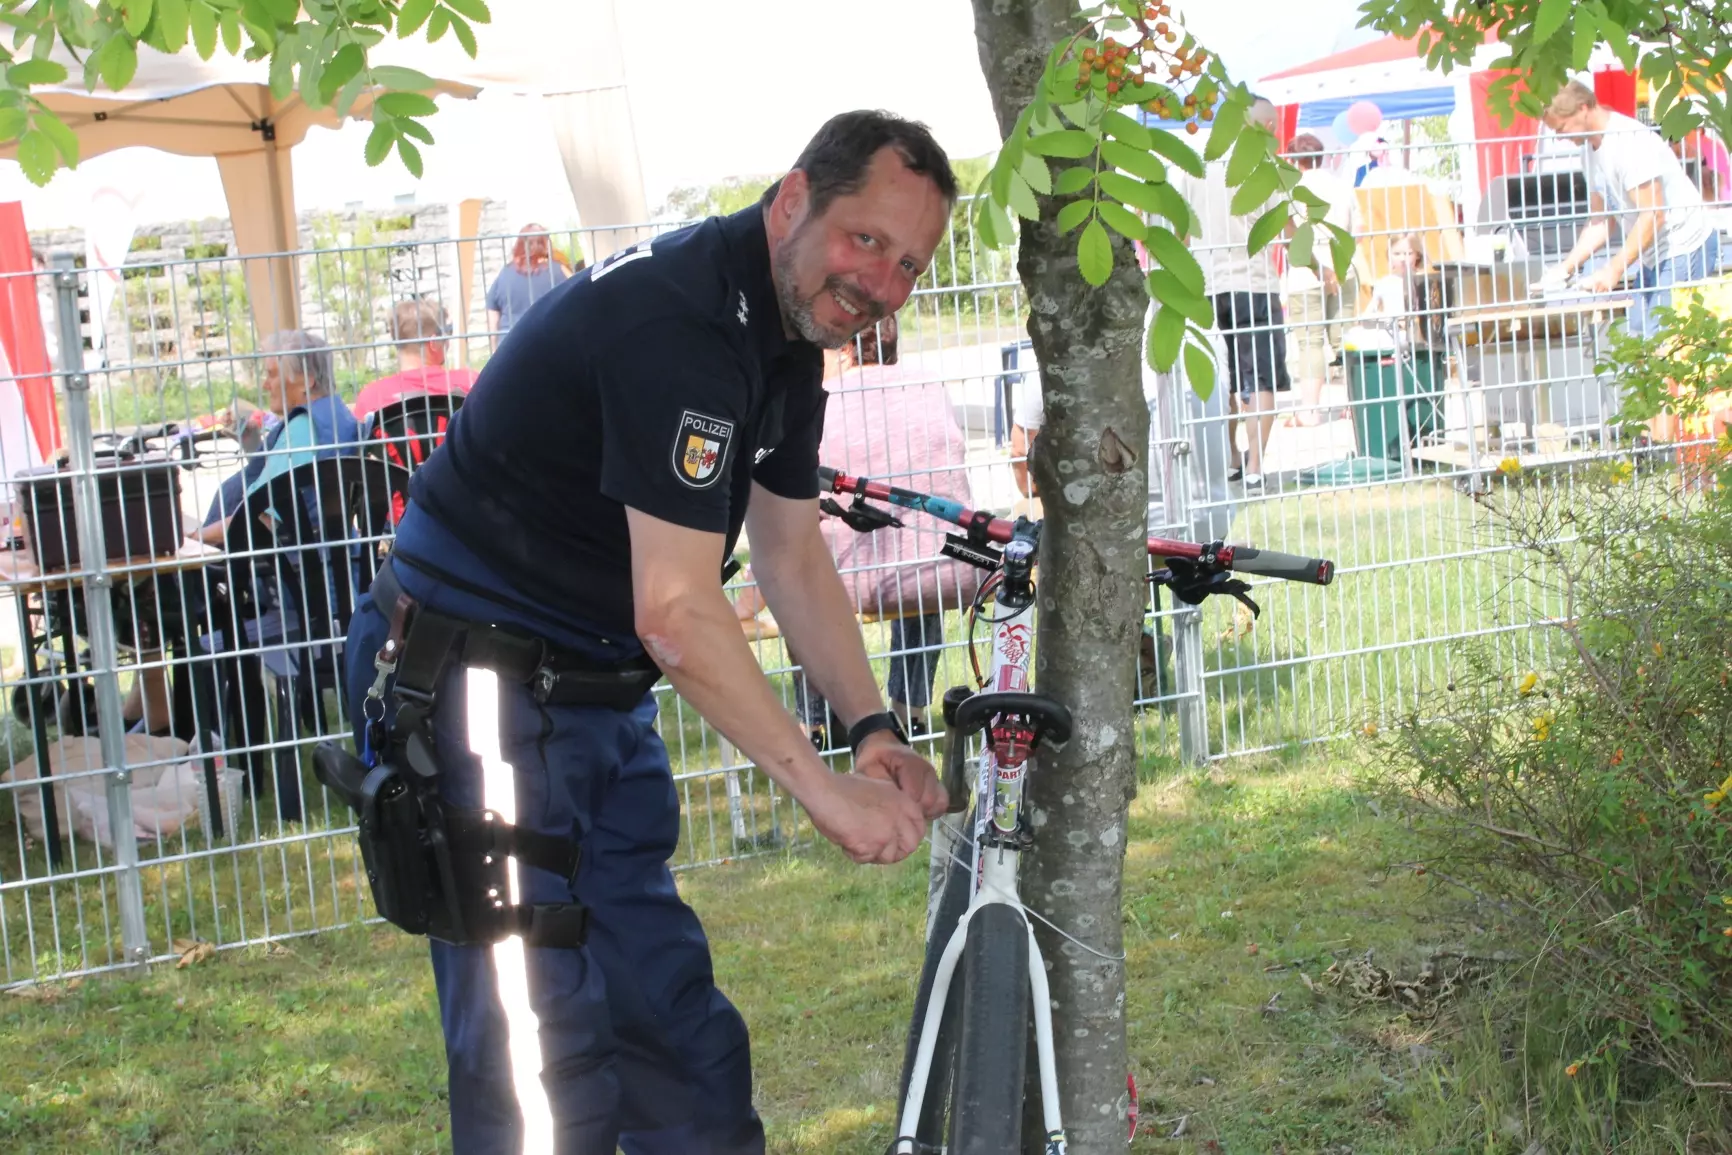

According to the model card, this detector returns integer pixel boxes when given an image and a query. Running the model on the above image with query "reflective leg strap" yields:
[465,666,557,1154]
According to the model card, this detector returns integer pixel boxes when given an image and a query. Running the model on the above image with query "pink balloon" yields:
[1346,100,1383,136]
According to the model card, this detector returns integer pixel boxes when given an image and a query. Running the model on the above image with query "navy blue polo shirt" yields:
[407,206,827,637]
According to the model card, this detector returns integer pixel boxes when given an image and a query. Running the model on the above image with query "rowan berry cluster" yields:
[1074,3,1215,135]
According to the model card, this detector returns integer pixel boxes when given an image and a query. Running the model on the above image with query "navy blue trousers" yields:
[347,591,763,1154]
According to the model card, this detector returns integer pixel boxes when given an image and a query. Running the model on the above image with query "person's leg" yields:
[781,639,829,746]
[1216,293,1246,475]
[887,613,944,734]
[591,705,766,1154]
[1243,293,1288,481]
[1287,286,1327,425]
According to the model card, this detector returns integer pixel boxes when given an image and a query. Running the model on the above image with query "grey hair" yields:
[261,329,336,398]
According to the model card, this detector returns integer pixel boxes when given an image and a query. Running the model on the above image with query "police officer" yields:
[344,111,957,1152]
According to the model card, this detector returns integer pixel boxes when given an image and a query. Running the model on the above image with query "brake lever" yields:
[1152,560,1263,617]
[819,495,904,533]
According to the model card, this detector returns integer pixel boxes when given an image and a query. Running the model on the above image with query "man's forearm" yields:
[1610,209,1662,277]
[639,589,833,801]
[1559,219,1611,275]
[755,536,884,728]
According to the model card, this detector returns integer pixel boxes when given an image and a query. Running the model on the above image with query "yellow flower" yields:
[1361,721,1379,738]
[1518,672,1539,697]
[1609,460,1634,484]
[1566,1063,1581,1077]
[1707,774,1732,807]
[1498,456,1523,477]
[1653,642,1664,657]
[1532,713,1554,742]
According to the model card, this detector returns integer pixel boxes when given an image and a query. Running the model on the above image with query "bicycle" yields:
[814,465,1335,1154]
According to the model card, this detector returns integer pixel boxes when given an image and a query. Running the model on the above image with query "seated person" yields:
[352,299,476,422]
[196,329,361,545]
[126,332,360,733]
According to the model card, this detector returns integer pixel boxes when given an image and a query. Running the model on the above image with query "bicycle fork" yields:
[893,866,1066,1154]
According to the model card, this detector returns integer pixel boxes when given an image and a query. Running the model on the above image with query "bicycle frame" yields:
[894,535,1067,1154]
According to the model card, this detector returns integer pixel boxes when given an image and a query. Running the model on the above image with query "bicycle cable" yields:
[927,817,1129,964]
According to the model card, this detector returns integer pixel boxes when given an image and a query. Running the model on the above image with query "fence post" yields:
[1155,360,1210,768]
[51,254,150,971]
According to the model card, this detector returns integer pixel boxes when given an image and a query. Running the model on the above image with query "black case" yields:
[16,452,184,571]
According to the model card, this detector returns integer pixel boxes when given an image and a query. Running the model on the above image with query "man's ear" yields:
[772,169,811,233]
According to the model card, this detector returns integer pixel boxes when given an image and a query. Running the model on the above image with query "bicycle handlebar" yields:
[817,467,1335,587]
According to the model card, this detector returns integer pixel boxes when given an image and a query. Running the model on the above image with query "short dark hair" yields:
[761,110,957,216]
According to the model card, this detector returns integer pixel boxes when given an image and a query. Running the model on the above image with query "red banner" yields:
[1469,70,1540,194]
[0,202,60,459]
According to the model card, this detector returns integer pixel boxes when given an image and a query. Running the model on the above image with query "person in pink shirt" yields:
[352,299,477,421]
[735,312,981,746]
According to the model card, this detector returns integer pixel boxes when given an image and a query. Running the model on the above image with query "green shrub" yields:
[1372,469,1732,1093]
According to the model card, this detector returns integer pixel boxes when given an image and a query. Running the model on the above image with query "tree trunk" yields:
[970,3,1152,1151]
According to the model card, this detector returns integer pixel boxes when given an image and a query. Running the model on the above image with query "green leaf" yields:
[1100,140,1166,183]
[1143,225,1204,297]
[1097,200,1145,241]
[120,0,154,38]
[1534,0,1569,44]
[364,120,395,167]
[154,0,189,53]
[6,58,67,87]
[1204,94,1245,162]
[1246,203,1287,255]
[442,0,492,20]
[1183,337,1216,400]
[297,48,323,109]
[1225,129,1264,186]
[1148,180,1192,232]
[1230,164,1280,216]
[397,116,434,144]
[1146,128,1204,179]
[1147,303,1185,371]
[1055,199,1093,234]
[1147,269,1211,327]
[1325,221,1356,278]
[34,110,78,166]
[990,150,1013,206]
[1571,9,1598,70]
[977,196,1014,249]
[370,65,438,90]
[1052,166,1094,196]
[376,91,438,117]
[1097,171,1169,217]
[334,72,367,118]
[448,12,476,57]
[1025,129,1098,159]
[0,107,25,141]
[397,0,437,37]
[319,43,364,105]
[268,42,294,100]
[1006,170,1039,221]
[1288,221,1315,271]
[15,128,56,185]
[260,0,298,22]
[1018,151,1051,196]
[1077,217,1113,286]
[219,8,242,54]
[1100,108,1152,149]
[189,0,217,57]
[396,136,423,177]
[427,6,450,42]
[96,36,138,91]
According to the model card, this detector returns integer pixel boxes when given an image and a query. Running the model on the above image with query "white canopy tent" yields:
[0,0,651,332]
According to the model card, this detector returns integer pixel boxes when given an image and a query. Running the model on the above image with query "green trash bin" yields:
[1345,348,1445,462]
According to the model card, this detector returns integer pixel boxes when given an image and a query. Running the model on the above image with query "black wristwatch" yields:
[847,711,909,755]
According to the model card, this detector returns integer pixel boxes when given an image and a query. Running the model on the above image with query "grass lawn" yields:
[3,743,1657,1155]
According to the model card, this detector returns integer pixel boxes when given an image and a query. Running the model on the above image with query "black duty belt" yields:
[371,554,663,710]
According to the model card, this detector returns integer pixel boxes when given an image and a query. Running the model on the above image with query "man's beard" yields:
[773,228,884,348]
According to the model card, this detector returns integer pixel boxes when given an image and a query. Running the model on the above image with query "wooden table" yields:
[1,540,227,866]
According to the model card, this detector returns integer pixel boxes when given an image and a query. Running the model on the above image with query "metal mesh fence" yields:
[0,124,1723,984]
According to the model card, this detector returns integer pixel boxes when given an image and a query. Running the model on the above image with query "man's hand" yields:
[803,772,928,864]
[1321,267,1339,293]
[854,731,947,819]
[1583,264,1624,295]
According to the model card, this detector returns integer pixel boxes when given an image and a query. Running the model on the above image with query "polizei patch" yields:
[673,410,734,489]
